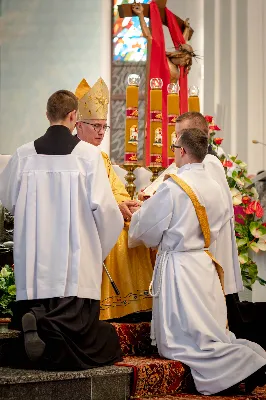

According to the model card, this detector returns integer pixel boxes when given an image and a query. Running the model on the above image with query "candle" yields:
[167,83,179,166]
[188,86,200,112]
[124,74,140,164]
[150,78,163,166]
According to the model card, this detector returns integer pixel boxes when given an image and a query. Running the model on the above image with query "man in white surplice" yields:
[0,90,124,370]
[129,129,266,395]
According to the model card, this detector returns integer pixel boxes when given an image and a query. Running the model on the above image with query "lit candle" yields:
[167,83,179,166]
[150,78,163,166]
[188,86,200,112]
[124,74,140,164]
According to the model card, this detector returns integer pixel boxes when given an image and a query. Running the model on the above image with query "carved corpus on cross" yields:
[118,0,195,166]
[118,0,193,39]
[119,1,195,82]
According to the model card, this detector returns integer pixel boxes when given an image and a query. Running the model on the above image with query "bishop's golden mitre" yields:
[75,77,109,120]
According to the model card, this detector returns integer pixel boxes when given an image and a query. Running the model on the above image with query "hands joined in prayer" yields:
[119,200,141,222]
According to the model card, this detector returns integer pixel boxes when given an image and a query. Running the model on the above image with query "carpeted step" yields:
[115,355,192,399]
[136,386,266,399]
[112,322,157,356]
[0,365,132,400]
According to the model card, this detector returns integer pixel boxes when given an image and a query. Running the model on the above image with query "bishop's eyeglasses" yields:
[82,122,110,133]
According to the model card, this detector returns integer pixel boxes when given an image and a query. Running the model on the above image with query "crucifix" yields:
[118,0,195,167]
[118,0,195,84]
[118,0,194,40]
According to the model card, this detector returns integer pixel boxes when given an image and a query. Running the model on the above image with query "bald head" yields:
[175,112,209,139]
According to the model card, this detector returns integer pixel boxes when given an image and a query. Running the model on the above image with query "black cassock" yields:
[10,126,122,370]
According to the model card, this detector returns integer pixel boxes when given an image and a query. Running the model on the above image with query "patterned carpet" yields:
[112,322,157,356]
[113,322,266,399]
[116,355,192,398]
[137,385,266,399]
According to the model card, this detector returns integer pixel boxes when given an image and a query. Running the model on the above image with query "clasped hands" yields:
[119,200,141,222]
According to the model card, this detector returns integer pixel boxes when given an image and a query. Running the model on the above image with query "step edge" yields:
[0,366,133,385]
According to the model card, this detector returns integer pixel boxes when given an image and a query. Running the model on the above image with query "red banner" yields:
[146,2,188,168]
[126,108,138,119]
[146,1,170,168]
[168,114,178,125]
[165,8,188,115]
[150,154,163,166]
[124,152,138,163]
[150,111,163,122]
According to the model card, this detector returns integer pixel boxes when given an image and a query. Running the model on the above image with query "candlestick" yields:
[167,83,179,166]
[188,86,200,112]
[150,78,163,167]
[148,166,165,183]
[125,74,140,164]
[122,164,140,199]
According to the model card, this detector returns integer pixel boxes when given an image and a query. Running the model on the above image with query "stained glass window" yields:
[113,0,151,62]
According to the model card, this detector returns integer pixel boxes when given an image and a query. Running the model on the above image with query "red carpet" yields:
[137,385,266,399]
[116,355,191,398]
[113,322,266,399]
[112,322,156,356]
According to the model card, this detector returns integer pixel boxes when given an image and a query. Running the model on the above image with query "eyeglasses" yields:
[81,122,110,133]
[170,144,185,152]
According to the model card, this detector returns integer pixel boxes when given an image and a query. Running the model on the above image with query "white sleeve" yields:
[0,152,21,214]
[210,217,243,295]
[205,155,243,294]
[87,152,124,260]
[129,183,173,248]
[204,155,234,213]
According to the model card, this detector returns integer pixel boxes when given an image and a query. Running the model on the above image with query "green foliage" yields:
[0,265,16,317]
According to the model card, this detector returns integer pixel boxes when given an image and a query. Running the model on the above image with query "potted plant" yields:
[0,265,16,332]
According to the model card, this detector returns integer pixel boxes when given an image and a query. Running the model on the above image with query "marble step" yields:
[0,365,132,400]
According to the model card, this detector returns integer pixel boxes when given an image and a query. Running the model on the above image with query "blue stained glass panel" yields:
[113,0,151,62]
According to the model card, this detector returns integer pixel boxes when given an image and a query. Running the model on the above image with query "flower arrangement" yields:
[205,115,266,289]
[0,265,16,317]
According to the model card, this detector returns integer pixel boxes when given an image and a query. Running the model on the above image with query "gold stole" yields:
[169,174,225,296]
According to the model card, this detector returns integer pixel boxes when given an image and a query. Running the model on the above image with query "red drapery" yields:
[165,7,188,115]
[145,2,188,167]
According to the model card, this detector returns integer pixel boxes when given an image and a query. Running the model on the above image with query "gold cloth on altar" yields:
[100,152,153,320]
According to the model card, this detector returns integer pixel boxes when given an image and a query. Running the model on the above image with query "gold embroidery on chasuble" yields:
[100,153,153,320]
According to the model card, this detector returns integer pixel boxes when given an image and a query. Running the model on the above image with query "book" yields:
[143,163,178,196]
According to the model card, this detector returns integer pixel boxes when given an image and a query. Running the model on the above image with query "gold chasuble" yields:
[100,152,153,320]
[75,77,153,320]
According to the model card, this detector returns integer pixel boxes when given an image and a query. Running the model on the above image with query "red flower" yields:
[223,160,233,168]
[245,201,264,218]
[234,205,246,225]
[209,125,221,131]
[213,137,223,145]
[263,223,266,227]
[205,115,213,123]
[242,196,251,205]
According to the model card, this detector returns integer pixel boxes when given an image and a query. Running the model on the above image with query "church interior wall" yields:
[0,0,111,155]
[1,0,266,174]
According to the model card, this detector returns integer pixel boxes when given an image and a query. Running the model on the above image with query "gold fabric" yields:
[75,77,109,121]
[101,152,129,204]
[169,174,225,295]
[100,152,153,320]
